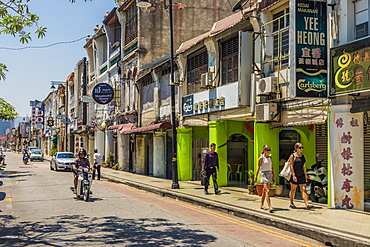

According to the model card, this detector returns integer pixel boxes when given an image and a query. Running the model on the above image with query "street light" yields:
[50,80,68,152]
[137,0,179,189]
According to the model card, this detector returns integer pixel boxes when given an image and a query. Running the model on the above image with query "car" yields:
[50,152,76,171]
[30,149,43,161]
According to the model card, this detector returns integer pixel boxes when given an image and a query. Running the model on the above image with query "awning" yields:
[50,137,57,142]
[119,123,135,133]
[108,124,124,130]
[121,122,173,135]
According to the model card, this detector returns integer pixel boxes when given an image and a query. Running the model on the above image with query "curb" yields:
[102,172,370,247]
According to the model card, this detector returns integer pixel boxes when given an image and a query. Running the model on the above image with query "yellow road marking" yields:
[4,198,12,202]
[106,181,321,247]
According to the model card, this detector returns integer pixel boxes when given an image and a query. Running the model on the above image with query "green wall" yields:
[177,127,192,181]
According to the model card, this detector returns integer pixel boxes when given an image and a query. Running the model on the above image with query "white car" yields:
[30,150,43,161]
[50,152,76,171]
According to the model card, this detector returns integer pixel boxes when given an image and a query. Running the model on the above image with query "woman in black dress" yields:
[289,142,313,209]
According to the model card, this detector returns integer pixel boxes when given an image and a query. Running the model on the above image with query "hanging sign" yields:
[92,83,114,104]
[291,0,328,98]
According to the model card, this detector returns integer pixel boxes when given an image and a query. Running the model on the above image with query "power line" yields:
[0,36,88,50]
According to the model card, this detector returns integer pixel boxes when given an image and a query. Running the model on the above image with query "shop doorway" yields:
[192,138,208,181]
[227,134,248,187]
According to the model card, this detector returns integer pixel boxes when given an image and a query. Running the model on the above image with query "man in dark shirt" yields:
[72,149,90,193]
[202,143,221,195]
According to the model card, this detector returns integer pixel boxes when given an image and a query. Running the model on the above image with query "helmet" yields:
[78,149,87,156]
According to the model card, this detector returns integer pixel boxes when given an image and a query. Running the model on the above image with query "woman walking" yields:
[289,142,314,209]
[255,145,275,212]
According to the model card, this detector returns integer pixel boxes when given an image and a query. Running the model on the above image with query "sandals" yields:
[289,204,296,209]
[260,206,268,210]
[306,204,314,210]
[269,208,274,213]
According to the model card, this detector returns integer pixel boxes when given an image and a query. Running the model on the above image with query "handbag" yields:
[201,174,208,186]
[279,161,291,181]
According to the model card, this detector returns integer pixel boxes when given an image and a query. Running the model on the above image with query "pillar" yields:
[208,121,228,186]
[153,132,166,178]
[254,122,280,181]
[118,133,130,171]
[135,135,146,174]
[177,127,192,181]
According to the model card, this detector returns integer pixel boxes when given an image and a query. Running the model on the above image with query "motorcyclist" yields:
[22,150,29,161]
[72,149,91,193]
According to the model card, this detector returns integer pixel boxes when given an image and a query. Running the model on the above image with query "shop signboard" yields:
[181,81,239,116]
[92,83,114,104]
[291,0,328,98]
[330,37,370,96]
[330,105,364,210]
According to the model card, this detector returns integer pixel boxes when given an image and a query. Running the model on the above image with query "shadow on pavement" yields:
[0,215,218,246]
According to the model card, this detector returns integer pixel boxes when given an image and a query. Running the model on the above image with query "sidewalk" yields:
[100,167,370,247]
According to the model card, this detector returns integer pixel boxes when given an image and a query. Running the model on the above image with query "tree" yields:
[0,98,18,120]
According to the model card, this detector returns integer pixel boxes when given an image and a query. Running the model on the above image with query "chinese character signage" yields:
[330,105,364,210]
[330,37,370,96]
[181,81,239,116]
[292,0,328,98]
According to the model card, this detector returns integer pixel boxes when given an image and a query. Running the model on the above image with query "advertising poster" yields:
[293,0,328,98]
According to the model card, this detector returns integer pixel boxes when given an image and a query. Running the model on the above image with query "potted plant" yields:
[247,170,255,194]
[269,182,276,197]
[112,163,119,170]
[274,183,284,196]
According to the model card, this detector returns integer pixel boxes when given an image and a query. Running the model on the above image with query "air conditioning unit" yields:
[255,103,278,122]
[201,72,214,88]
[257,76,278,95]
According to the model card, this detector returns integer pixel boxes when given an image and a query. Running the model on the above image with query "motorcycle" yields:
[71,167,92,201]
[23,155,29,164]
[0,154,5,168]
[306,159,327,203]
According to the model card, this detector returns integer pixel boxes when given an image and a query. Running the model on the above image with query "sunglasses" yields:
[298,147,304,149]
[265,149,271,151]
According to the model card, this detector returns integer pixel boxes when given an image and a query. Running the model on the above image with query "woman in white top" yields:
[255,145,275,212]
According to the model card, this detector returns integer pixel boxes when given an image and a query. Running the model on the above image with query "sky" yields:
[0,0,116,118]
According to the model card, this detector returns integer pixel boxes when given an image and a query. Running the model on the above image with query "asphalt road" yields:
[0,152,324,246]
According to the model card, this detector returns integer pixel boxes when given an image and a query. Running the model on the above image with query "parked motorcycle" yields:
[23,155,29,164]
[306,159,327,203]
[0,154,5,168]
[72,168,92,201]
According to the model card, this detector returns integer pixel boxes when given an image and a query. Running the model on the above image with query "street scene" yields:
[1,152,324,246]
[0,0,370,246]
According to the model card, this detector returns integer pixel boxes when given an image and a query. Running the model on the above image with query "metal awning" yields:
[107,124,123,130]
[121,122,173,135]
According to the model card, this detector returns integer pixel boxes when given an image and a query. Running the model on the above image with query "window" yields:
[187,49,208,94]
[222,37,238,85]
[355,0,369,39]
[125,2,138,45]
[272,8,290,70]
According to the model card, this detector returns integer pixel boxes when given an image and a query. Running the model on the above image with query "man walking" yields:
[202,143,221,195]
[93,149,102,180]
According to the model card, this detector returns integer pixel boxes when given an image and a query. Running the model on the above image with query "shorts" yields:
[260,170,273,183]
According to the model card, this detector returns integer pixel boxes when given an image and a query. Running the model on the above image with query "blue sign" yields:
[92,83,114,104]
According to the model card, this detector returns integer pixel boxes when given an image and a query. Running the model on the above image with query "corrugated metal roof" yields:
[176,7,255,54]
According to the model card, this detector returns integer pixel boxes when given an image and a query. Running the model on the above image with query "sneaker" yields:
[204,191,209,195]
[73,190,77,194]
[215,190,221,195]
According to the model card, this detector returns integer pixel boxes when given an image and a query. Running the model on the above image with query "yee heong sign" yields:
[330,37,370,96]
[292,0,328,98]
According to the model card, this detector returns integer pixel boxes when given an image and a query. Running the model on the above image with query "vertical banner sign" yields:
[330,105,364,210]
[294,0,327,98]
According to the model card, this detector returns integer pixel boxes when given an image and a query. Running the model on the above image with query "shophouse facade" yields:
[101,0,235,175]
[328,0,370,210]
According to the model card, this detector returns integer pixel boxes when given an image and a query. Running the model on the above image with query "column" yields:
[208,121,228,186]
[177,127,192,181]
[153,132,166,178]
[135,135,145,174]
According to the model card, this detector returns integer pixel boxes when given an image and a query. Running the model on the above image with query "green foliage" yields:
[50,145,58,156]
[0,63,8,80]
[247,169,254,185]
[0,98,18,120]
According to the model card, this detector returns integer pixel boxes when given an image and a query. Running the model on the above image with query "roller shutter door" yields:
[316,124,328,167]
[364,123,370,188]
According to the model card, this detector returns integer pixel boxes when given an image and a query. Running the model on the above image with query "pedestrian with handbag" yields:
[255,145,275,212]
[289,142,314,209]
[202,143,221,195]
